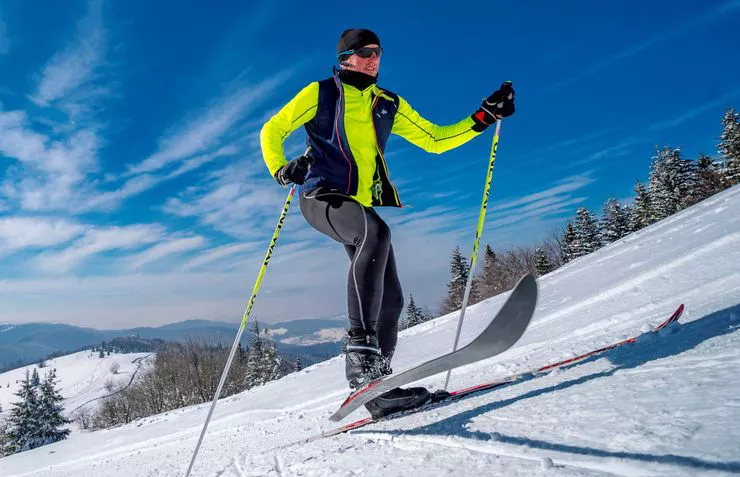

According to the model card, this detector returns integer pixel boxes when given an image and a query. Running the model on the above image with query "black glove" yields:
[274,151,313,186]
[472,81,515,132]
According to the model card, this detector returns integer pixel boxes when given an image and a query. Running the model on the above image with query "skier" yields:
[260,28,515,418]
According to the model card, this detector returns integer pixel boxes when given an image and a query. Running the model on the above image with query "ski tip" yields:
[514,273,538,301]
[518,273,537,287]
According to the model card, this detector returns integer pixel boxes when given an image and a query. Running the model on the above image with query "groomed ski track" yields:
[2,186,740,476]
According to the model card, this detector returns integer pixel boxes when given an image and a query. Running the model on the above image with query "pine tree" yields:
[534,247,553,276]
[439,246,470,315]
[237,342,247,364]
[561,221,579,263]
[244,321,263,388]
[600,197,631,244]
[404,294,427,328]
[31,369,40,387]
[36,369,70,446]
[99,349,105,358]
[570,208,602,259]
[257,330,282,385]
[4,370,42,454]
[631,180,654,231]
[718,108,740,187]
[693,154,724,202]
[578,207,603,253]
[648,146,696,220]
[295,356,302,372]
[244,322,282,388]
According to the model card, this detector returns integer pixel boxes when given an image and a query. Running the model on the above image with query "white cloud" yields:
[0,217,85,252]
[0,112,99,211]
[34,224,164,273]
[31,0,106,116]
[0,111,48,163]
[125,236,207,271]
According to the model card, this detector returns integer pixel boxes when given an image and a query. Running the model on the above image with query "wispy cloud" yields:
[75,174,158,213]
[125,236,207,271]
[518,128,620,168]
[34,224,164,273]
[164,145,239,180]
[0,7,9,55]
[492,174,595,213]
[30,0,106,117]
[0,217,85,253]
[548,1,740,91]
[494,196,586,228]
[129,70,294,176]
[566,138,643,169]
[179,242,258,272]
[650,87,740,131]
[163,158,288,239]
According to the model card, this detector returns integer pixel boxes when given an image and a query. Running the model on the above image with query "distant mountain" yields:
[0,316,348,372]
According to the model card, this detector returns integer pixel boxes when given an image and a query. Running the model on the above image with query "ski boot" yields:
[345,330,384,389]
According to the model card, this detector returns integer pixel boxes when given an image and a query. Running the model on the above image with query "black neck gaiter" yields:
[337,68,378,91]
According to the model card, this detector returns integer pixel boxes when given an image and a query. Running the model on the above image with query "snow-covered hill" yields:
[0,350,152,431]
[2,185,740,476]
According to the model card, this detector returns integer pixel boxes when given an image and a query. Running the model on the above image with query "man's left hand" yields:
[472,81,515,131]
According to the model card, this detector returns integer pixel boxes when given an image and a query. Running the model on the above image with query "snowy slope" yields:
[2,185,740,476]
[0,351,152,430]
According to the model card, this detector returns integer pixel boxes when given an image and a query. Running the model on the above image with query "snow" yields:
[2,185,740,476]
[0,351,152,431]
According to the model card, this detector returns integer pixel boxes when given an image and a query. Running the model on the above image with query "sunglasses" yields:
[337,46,383,59]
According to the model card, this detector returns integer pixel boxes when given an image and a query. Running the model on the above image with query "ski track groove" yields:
[358,432,639,477]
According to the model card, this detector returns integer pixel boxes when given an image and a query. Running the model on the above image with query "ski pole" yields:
[186,181,298,477]
[443,118,503,391]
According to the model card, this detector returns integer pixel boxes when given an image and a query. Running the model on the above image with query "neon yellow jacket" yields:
[261,74,483,207]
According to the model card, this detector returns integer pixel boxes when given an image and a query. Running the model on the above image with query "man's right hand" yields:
[275,151,313,186]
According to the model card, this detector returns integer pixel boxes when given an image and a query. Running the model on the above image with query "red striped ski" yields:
[283,303,684,447]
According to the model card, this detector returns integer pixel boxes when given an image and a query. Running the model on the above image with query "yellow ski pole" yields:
[186,181,297,476]
[443,117,503,391]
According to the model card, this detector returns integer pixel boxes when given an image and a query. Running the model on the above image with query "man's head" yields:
[337,28,382,77]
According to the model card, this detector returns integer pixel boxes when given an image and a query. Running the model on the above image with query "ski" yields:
[287,303,684,446]
[435,302,684,400]
[329,274,539,422]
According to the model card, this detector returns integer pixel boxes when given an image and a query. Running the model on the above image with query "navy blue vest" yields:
[300,72,402,207]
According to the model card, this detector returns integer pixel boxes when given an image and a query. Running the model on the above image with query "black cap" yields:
[337,28,380,56]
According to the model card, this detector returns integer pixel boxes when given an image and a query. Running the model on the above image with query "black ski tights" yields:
[299,188,403,362]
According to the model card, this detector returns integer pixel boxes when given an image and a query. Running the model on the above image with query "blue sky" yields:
[1,0,739,328]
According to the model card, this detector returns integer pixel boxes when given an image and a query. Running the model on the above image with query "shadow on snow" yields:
[355,304,740,473]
